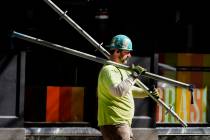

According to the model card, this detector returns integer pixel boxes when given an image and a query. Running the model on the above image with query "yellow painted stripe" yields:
[176,87,191,122]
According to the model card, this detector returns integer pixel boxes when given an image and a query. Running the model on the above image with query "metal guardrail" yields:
[157,127,210,136]
[25,127,210,136]
[25,127,102,137]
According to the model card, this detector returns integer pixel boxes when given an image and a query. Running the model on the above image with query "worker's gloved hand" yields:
[150,88,160,99]
[131,64,146,78]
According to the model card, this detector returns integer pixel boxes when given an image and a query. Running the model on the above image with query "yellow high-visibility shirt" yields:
[97,65,134,126]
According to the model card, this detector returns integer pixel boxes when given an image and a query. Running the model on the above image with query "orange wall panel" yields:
[46,86,84,122]
[46,86,60,122]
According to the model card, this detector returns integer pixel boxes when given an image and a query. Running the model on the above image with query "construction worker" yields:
[97,34,159,140]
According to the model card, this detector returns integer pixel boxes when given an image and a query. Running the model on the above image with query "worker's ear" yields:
[115,49,120,54]
[110,49,120,54]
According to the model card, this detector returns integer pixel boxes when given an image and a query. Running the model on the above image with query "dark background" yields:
[1,0,210,54]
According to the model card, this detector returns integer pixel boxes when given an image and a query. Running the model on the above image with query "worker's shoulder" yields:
[102,65,118,72]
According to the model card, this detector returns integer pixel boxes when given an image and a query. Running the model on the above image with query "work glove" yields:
[131,64,146,78]
[150,88,160,99]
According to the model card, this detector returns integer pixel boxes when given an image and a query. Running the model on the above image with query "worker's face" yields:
[111,49,131,64]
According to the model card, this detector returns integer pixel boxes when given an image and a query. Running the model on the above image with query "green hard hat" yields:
[109,35,133,51]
